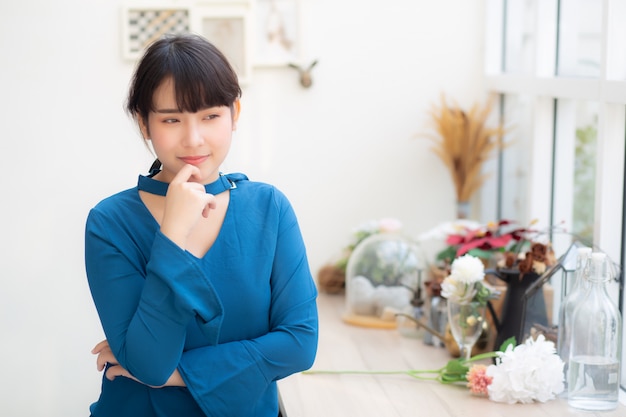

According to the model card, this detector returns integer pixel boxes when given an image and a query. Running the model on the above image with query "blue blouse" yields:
[85,173,318,417]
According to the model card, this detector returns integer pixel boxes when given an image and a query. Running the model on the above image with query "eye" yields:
[163,118,179,124]
[203,113,219,120]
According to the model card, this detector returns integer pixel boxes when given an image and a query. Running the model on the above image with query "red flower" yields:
[444,220,532,258]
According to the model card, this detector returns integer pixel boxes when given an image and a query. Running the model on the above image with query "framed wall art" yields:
[192,2,252,84]
[121,6,191,60]
[121,1,252,84]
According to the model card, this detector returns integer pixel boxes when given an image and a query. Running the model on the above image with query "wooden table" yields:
[278,293,626,417]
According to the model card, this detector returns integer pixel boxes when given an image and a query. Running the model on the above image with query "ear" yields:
[232,100,241,131]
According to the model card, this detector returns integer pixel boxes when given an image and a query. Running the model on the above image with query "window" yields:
[554,99,598,244]
[484,0,626,393]
[503,0,537,74]
[557,0,603,78]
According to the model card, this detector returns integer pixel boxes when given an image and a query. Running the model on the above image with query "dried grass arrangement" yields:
[425,94,506,205]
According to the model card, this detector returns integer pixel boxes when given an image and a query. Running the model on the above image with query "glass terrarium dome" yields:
[344,233,423,328]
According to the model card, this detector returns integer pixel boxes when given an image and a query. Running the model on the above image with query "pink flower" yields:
[467,364,492,396]
[378,217,403,233]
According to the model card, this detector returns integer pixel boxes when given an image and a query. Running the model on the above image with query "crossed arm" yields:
[91,339,186,387]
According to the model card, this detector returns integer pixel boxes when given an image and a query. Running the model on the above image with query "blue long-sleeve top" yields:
[85,172,318,417]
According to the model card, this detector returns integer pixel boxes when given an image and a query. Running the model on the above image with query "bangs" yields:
[127,34,241,120]
[167,52,236,112]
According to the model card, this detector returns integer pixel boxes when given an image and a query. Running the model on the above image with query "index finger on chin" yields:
[171,164,202,185]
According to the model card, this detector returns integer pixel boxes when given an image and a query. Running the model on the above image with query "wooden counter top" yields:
[278,293,626,417]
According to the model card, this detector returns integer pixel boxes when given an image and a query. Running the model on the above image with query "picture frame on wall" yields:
[199,14,250,83]
[191,2,252,85]
[121,6,191,61]
[120,2,252,84]
[254,0,299,66]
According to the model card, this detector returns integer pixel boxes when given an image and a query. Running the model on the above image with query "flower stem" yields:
[303,369,443,377]
[464,351,499,363]
[302,352,500,382]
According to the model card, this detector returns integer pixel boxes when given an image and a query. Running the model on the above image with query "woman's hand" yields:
[92,339,115,372]
[160,164,217,249]
[92,340,186,387]
[92,339,135,382]
[92,339,133,382]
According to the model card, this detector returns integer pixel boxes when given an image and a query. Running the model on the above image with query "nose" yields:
[181,120,204,147]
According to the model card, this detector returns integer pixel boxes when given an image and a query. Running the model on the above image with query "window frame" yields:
[483,0,626,397]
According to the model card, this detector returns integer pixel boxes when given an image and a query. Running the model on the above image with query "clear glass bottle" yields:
[557,246,592,393]
[568,252,622,411]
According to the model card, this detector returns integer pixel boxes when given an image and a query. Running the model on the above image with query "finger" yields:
[201,195,217,218]
[105,365,140,384]
[96,351,110,371]
[96,348,118,371]
[91,339,109,354]
[105,364,128,381]
[96,350,110,371]
[170,164,202,185]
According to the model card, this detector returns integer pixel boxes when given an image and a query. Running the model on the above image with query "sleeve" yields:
[85,208,224,386]
[177,194,319,416]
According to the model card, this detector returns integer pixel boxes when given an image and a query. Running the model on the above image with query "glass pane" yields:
[504,0,537,74]
[500,95,533,223]
[557,0,603,77]
[572,102,598,243]
[607,0,626,80]
[553,100,598,249]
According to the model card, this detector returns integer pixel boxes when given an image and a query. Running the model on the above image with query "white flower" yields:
[449,255,485,284]
[416,220,483,241]
[486,335,564,404]
[440,277,476,303]
[440,255,485,303]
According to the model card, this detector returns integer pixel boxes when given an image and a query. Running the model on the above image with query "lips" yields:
[179,155,209,165]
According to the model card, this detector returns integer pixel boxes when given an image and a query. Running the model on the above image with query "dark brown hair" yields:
[126,33,242,123]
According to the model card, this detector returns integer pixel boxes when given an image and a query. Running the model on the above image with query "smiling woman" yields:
[139,76,239,185]
[84,33,318,417]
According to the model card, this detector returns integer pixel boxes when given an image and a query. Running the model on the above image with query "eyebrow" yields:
[154,108,182,114]
[153,106,223,114]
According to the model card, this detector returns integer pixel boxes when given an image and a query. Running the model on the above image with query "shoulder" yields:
[226,173,288,202]
[87,187,144,228]
[91,187,140,214]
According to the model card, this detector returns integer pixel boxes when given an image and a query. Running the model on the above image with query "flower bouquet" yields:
[436,219,536,265]
[440,255,494,360]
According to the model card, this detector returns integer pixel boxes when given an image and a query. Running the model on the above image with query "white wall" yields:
[0,0,485,415]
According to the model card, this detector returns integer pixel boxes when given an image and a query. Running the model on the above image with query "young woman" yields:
[85,34,318,417]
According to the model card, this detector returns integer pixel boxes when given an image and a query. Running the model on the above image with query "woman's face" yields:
[141,77,239,184]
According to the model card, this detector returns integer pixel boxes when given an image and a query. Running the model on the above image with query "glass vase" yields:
[447,300,486,361]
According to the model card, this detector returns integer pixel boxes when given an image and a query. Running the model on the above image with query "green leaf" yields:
[467,248,494,259]
[438,359,470,383]
[436,246,457,262]
[498,337,516,352]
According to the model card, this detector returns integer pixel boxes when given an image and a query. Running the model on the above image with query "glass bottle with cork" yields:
[557,245,592,395]
[568,252,622,411]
